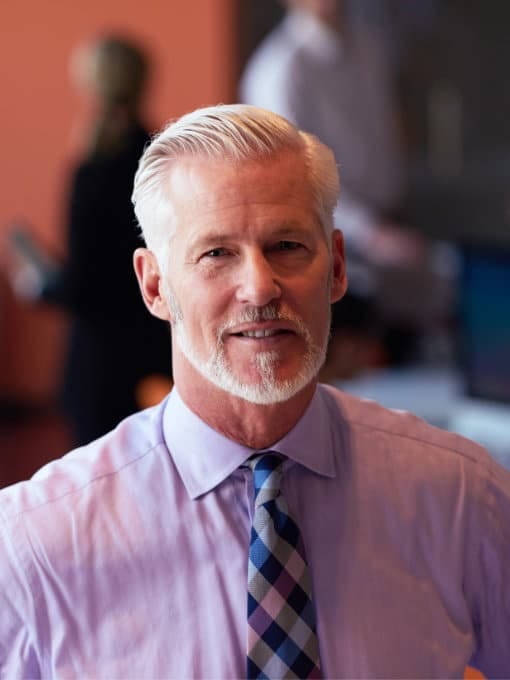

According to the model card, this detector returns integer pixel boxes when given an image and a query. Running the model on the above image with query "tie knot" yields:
[247,453,284,507]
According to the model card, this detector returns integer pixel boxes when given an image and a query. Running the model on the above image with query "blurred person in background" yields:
[4,36,172,446]
[240,0,404,219]
[240,0,449,375]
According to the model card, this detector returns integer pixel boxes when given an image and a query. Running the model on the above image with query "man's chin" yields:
[176,336,322,404]
[207,368,316,406]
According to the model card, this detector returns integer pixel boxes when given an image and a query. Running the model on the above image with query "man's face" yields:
[142,150,346,404]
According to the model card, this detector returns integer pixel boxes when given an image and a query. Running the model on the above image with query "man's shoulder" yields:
[319,383,489,466]
[0,401,167,523]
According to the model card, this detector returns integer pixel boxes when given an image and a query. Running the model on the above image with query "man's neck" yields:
[173,362,317,450]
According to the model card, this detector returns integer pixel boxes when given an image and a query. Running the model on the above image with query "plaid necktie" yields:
[246,453,321,679]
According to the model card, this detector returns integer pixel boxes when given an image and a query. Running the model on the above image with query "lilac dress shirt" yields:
[1,384,509,678]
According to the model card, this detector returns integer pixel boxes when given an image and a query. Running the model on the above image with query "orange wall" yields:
[0,0,237,401]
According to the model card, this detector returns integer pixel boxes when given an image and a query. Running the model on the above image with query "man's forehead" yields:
[151,151,322,256]
[162,152,311,211]
[169,150,305,184]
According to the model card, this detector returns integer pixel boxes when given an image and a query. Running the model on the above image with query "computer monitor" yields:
[459,246,510,403]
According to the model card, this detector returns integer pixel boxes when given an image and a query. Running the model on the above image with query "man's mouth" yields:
[235,329,291,338]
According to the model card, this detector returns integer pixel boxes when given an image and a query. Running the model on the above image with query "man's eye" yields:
[203,248,228,258]
[277,241,302,251]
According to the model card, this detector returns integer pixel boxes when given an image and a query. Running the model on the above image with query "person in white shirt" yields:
[240,0,404,217]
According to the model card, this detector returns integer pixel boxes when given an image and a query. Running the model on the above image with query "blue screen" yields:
[461,249,510,403]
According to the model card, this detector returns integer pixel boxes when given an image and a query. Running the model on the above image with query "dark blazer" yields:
[42,124,172,444]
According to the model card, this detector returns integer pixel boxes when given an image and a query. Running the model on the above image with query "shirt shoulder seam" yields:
[1,438,165,521]
[348,417,485,466]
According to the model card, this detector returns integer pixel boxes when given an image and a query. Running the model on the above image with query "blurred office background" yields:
[1,0,509,486]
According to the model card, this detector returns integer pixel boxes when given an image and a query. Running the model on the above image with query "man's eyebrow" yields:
[188,223,313,250]
[187,232,236,252]
[269,223,312,236]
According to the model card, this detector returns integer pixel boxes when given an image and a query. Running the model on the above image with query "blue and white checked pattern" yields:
[246,453,321,679]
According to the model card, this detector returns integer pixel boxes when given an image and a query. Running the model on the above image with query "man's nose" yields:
[235,252,281,307]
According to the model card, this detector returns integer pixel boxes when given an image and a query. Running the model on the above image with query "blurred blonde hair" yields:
[90,36,148,114]
[72,35,149,157]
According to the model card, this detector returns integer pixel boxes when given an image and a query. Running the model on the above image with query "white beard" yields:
[165,286,329,405]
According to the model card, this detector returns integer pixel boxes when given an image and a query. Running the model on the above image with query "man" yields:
[0,105,509,678]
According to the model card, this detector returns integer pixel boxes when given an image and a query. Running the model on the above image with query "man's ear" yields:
[133,248,171,321]
[330,229,348,303]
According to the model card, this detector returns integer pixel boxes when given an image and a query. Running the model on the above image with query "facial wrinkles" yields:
[216,304,319,400]
[214,304,314,347]
[163,274,330,404]
[203,307,328,405]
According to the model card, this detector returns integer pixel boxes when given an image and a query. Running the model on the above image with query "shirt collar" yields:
[163,386,337,500]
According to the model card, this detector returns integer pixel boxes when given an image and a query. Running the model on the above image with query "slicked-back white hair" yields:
[132,104,339,257]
